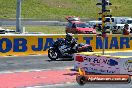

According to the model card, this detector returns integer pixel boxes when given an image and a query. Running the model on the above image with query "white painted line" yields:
[0,54,47,58]
[0,69,51,74]
[36,20,60,22]
[26,82,76,88]
[0,34,67,36]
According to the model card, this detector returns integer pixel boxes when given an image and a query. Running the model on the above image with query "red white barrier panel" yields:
[74,53,132,75]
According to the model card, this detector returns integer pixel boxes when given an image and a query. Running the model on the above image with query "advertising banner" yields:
[0,35,65,56]
[0,34,132,56]
[74,53,132,75]
[74,54,120,74]
[119,58,132,75]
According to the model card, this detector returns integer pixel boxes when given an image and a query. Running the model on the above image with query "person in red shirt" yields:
[123,23,129,35]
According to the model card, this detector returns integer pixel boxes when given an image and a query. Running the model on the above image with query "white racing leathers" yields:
[59,45,70,55]
[58,44,77,56]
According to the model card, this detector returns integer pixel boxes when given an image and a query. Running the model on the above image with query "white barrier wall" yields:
[120,58,132,74]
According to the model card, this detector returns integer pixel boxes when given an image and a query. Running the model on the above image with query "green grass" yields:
[0,0,132,20]
[2,26,66,34]
[2,25,104,34]
[25,26,65,34]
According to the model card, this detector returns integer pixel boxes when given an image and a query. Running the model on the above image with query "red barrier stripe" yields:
[76,56,84,62]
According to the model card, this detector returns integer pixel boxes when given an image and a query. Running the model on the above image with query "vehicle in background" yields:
[65,16,80,22]
[112,18,132,34]
[127,18,132,24]
[112,24,124,34]
[86,20,102,28]
[114,17,131,24]
[65,16,96,34]
[0,27,16,34]
[98,17,114,29]
[98,17,132,34]
[86,20,112,32]
[98,17,131,24]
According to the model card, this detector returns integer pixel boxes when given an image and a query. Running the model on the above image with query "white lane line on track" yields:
[26,82,76,88]
[0,54,47,58]
[1,50,132,58]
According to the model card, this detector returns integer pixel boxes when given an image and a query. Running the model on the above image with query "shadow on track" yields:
[46,58,74,62]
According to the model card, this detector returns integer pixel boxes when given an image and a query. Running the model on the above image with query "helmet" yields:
[124,23,129,27]
[66,33,73,41]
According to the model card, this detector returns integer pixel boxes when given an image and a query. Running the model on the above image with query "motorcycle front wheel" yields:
[48,49,58,60]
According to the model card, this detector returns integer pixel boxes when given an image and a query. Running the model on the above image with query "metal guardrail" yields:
[0,20,67,26]
[0,18,95,26]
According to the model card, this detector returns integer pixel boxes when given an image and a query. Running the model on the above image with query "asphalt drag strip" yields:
[0,51,131,88]
[0,55,74,72]
[34,82,132,88]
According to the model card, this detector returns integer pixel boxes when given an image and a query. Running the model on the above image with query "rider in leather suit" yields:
[65,33,77,53]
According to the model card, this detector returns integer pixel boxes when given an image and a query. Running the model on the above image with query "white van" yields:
[98,17,131,24]
[86,20,102,28]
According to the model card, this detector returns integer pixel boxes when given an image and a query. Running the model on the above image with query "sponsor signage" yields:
[83,36,132,49]
[74,54,132,75]
[82,56,118,66]
[74,55,120,74]
[120,59,132,75]
[124,60,132,72]
[0,36,132,53]
[0,38,54,53]
[76,74,131,85]
[0,35,132,55]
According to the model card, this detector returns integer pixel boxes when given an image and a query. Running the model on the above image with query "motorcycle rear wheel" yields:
[85,46,93,52]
